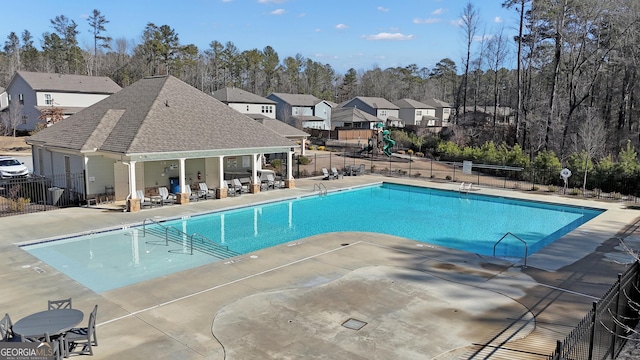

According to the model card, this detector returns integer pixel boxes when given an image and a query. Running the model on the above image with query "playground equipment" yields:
[358,122,395,157]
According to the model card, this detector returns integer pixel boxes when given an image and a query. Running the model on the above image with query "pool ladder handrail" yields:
[142,218,236,257]
[313,183,327,196]
[493,232,528,268]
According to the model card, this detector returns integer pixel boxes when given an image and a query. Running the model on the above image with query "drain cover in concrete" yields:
[342,318,367,330]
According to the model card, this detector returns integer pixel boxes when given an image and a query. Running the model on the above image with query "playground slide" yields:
[382,130,395,156]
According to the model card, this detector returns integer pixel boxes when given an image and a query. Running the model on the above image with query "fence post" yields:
[314,153,317,175]
[585,301,597,360]
[430,158,433,178]
[409,153,412,177]
[611,273,623,358]
[453,162,456,182]
[554,340,563,360]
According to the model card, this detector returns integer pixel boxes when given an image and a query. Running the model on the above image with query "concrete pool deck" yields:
[1,175,639,359]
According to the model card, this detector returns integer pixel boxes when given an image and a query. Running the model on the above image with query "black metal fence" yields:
[0,172,86,217]
[547,261,640,360]
[293,151,639,203]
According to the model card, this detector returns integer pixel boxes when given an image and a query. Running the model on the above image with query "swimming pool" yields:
[23,183,603,292]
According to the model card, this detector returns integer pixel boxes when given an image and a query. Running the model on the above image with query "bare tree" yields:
[87,9,111,75]
[572,108,606,192]
[4,100,24,137]
[459,2,480,124]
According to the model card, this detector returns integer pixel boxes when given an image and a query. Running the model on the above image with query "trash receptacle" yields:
[169,177,180,194]
[47,187,65,206]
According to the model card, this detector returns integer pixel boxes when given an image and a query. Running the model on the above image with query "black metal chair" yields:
[0,313,15,341]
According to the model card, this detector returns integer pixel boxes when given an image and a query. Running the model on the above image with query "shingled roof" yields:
[13,71,121,94]
[332,107,381,123]
[351,96,399,110]
[393,98,434,109]
[212,87,276,104]
[269,93,322,107]
[27,76,295,156]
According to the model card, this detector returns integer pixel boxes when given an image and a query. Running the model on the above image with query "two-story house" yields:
[213,87,309,155]
[211,87,277,119]
[393,99,439,126]
[423,98,453,126]
[267,93,332,130]
[1,71,121,131]
[341,96,402,127]
[331,106,382,129]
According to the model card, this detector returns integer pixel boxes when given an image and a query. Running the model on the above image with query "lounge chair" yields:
[236,178,251,193]
[64,305,98,357]
[158,187,176,205]
[184,185,200,201]
[198,183,216,199]
[459,182,473,192]
[260,173,275,190]
[223,180,237,196]
[331,167,342,179]
[136,190,153,208]
[48,298,72,310]
[322,168,334,180]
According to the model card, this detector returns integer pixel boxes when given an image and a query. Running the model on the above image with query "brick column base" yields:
[176,192,190,204]
[284,179,295,189]
[250,183,261,194]
[127,198,141,212]
[216,187,227,199]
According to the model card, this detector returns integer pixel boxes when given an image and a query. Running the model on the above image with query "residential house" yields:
[211,87,277,119]
[0,87,7,111]
[393,98,439,126]
[341,96,402,127]
[1,71,121,131]
[256,118,310,156]
[27,75,297,211]
[331,107,382,129]
[423,98,453,126]
[267,93,332,130]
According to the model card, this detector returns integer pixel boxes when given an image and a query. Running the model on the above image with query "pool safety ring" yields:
[560,168,572,179]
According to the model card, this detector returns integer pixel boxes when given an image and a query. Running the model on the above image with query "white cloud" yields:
[271,9,285,15]
[315,28,321,32]
[432,8,446,15]
[335,23,348,29]
[315,53,338,59]
[450,18,464,27]
[258,0,287,3]
[297,13,306,17]
[413,18,440,24]
[79,13,89,19]
[473,35,493,42]
[222,0,233,2]
[362,32,414,41]
[494,16,502,23]
[377,6,389,12]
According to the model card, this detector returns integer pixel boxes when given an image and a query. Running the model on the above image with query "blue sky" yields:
[2,0,517,74]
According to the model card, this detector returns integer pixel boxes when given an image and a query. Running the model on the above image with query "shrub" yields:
[317,146,325,151]
[414,172,421,177]
[371,165,376,172]
[445,175,452,180]
[531,186,539,191]
[415,152,424,157]
[408,149,414,155]
[9,197,30,212]
[568,188,583,196]
[298,156,311,165]
[547,185,558,192]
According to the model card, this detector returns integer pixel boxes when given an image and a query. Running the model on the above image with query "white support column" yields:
[300,138,306,156]
[218,157,225,188]
[287,150,293,180]
[128,160,137,198]
[251,153,258,185]
[178,158,186,192]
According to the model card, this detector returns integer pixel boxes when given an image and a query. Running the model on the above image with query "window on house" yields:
[444,108,450,114]
[379,110,387,116]
[21,115,28,124]
[246,105,250,111]
[416,110,422,116]
[268,106,273,113]
[45,94,53,105]
[19,94,24,104]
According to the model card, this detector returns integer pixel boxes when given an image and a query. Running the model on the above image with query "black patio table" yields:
[13,309,84,339]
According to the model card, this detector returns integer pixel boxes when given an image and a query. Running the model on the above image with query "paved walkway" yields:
[1,175,638,359]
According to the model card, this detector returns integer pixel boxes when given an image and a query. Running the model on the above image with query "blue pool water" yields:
[23,183,603,292]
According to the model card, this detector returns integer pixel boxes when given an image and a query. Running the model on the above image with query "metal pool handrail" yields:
[313,183,327,196]
[493,232,528,268]
[142,218,231,256]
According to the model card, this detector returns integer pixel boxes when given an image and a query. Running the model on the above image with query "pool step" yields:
[143,226,241,259]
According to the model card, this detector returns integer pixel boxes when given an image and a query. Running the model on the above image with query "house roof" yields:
[293,115,324,122]
[211,87,276,104]
[393,98,435,109]
[258,119,309,138]
[13,71,121,94]
[27,75,295,157]
[331,107,381,123]
[423,98,452,108]
[269,93,321,107]
[349,96,399,110]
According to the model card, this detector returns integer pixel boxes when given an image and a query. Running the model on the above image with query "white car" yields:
[0,156,29,179]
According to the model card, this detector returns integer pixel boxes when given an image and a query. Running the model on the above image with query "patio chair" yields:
[184,185,200,201]
[198,183,216,199]
[158,187,176,205]
[136,190,153,208]
[43,332,62,360]
[64,305,98,357]
[48,298,72,310]
[235,178,250,193]
[355,164,365,176]
[322,168,334,180]
[459,182,473,192]
[331,167,343,179]
[260,173,275,190]
[0,313,15,342]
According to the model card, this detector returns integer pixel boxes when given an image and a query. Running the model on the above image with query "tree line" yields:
[2,2,640,166]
